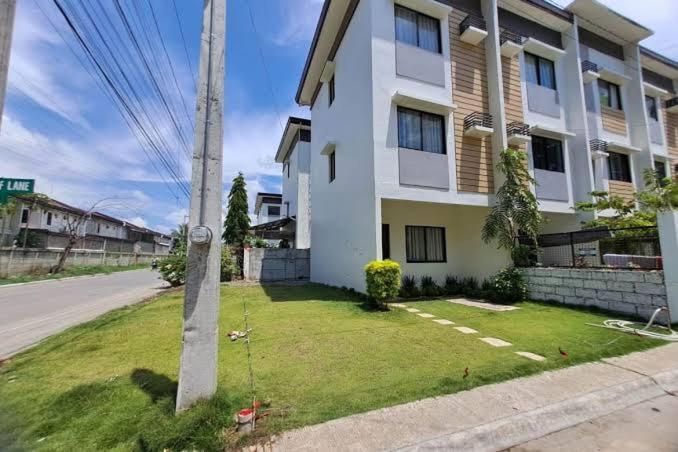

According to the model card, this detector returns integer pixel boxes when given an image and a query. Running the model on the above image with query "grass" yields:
[0,284,663,451]
[0,263,150,286]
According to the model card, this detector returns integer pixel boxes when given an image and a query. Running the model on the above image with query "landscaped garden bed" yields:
[0,283,662,450]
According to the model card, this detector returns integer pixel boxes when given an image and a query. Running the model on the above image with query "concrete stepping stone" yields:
[390,303,407,308]
[454,326,478,334]
[433,319,454,325]
[479,337,512,347]
[405,308,420,313]
[417,313,435,318]
[448,298,519,311]
[515,351,546,361]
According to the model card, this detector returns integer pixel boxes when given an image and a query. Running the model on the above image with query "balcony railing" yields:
[500,29,523,45]
[581,60,599,73]
[464,112,493,130]
[590,139,608,153]
[507,122,530,136]
[460,15,486,35]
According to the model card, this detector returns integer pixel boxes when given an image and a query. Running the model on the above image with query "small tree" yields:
[574,191,654,229]
[170,223,188,254]
[482,148,542,251]
[222,172,250,245]
[636,169,678,212]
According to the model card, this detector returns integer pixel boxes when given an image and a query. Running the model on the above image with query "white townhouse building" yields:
[254,192,283,226]
[294,0,678,292]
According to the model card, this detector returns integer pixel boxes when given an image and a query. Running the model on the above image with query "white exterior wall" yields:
[282,147,299,218]
[281,138,311,248]
[381,199,510,283]
[255,202,282,225]
[310,0,377,291]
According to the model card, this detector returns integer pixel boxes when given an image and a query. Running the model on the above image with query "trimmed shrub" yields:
[364,260,401,308]
[158,253,186,287]
[399,275,419,299]
[489,267,527,304]
[420,276,440,297]
[443,275,461,296]
[460,277,480,298]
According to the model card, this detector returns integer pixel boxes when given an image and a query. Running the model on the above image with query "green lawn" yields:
[0,284,662,451]
[0,263,150,286]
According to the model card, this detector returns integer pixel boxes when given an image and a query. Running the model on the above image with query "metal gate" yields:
[244,248,310,281]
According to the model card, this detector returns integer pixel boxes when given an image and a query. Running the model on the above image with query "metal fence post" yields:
[569,232,575,268]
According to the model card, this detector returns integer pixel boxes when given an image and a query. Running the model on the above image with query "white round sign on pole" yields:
[189,225,212,245]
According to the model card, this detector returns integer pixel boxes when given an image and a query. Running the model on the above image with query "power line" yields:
[171,0,198,92]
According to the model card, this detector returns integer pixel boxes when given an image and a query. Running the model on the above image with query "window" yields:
[395,5,441,53]
[655,160,666,179]
[599,80,622,110]
[46,212,52,226]
[268,206,280,216]
[607,152,631,182]
[382,224,390,260]
[397,107,445,154]
[645,96,658,121]
[532,136,564,172]
[406,226,446,263]
[21,209,29,224]
[328,75,335,106]
[329,151,336,182]
[524,52,556,89]
[285,202,290,217]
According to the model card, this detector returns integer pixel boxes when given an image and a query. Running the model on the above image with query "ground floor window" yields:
[406,225,446,263]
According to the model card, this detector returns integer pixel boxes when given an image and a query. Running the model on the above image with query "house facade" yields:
[295,0,678,291]
[254,193,283,226]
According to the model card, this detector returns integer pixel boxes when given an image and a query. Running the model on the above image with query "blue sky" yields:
[0,0,676,234]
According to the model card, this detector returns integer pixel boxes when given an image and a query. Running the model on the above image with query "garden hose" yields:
[587,307,678,342]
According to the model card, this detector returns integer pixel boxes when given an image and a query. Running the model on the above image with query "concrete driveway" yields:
[0,269,168,359]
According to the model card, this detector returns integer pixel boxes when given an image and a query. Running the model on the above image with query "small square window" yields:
[329,151,336,183]
[21,209,29,224]
[268,206,280,216]
[532,136,564,173]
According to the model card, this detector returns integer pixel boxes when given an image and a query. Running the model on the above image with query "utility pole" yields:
[0,0,16,132]
[175,0,226,412]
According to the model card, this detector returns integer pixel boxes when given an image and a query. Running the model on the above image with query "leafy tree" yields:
[636,168,678,212]
[574,190,655,230]
[222,172,250,245]
[170,223,188,254]
[482,148,542,251]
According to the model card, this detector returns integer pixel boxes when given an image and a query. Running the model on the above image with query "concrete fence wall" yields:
[521,267,667,321]
[243,248,310,282]
[0,248,158,278]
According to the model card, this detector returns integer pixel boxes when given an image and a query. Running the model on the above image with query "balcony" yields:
[499,30,523,58]
[581,60,600,84]
[459,15,487,46]
[590,139,608,153]
[667,97,678,113]
[506,122,531,145]
[464,112,493,137]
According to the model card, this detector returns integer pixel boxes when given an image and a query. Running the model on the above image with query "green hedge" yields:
[364,260,401,308]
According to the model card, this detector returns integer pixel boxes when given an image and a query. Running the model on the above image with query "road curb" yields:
[0,268,152,289]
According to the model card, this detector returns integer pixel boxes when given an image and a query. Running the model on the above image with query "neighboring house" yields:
[254,193,283,225]
[294,0,678,291]
[1,195,170,254]
[276,116,312,249]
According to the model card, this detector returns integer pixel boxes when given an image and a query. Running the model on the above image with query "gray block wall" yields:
[521,267,667,320]
[244,248,310,282]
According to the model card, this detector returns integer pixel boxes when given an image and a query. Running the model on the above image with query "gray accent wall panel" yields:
[395,42,446,87]
[527,83,561,118]
[534,169,568,201]
[398,148,450,190]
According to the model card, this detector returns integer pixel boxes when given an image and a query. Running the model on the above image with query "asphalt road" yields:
[0,269,168,359]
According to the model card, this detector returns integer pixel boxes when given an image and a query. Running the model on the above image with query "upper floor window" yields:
[524,52,556,90]
[268,206,280,216]
[608,152,631,182]
[645,95,658,120]
[395,5,440,54]
[532,136,564,172]
[599,80,622,110]
[328,75,335,107]
[397,107,445,154]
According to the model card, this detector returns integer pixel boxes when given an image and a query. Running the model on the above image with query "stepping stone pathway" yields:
[448,298,519,312]
[390,303,407,308]
[406,308,420,313]
[433,319,454,325]
[515,351,546,361]
[454,326,478,334]
[479,337,512,347]
[417,313,435,318]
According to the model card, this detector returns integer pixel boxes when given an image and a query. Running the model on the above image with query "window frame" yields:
[394,5,442,54]
[645,95,658,121]
[531,135,565,173]
[524,52,557,90]
[599,79,623,111]
[405,225,447,263]
[268,205,281,217]
[21,208,29,224]
[397,106,446,155]
[328,75,335,106]
[329,150,336,183]
[607,152,632,183]
[46,212,52,226]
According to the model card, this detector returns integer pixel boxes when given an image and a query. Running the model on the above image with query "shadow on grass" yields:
[131,368,177,407]
[260,282,364,303]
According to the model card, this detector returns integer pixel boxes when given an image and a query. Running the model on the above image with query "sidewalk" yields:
[269,344,678,451]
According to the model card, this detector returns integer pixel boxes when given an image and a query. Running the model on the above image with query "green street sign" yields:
[0,178,35,203]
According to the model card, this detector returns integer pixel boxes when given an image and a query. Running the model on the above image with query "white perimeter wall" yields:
[382,199,510,284]
[309,0,377,292]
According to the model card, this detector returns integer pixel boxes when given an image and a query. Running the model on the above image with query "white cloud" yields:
[122,216,148,228]
[273,0,324,47]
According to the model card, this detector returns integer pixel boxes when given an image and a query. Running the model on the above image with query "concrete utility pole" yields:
[176,0,226,412]
[0,0,16,132]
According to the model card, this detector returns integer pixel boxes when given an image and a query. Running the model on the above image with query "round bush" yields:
[364,260,401,308]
